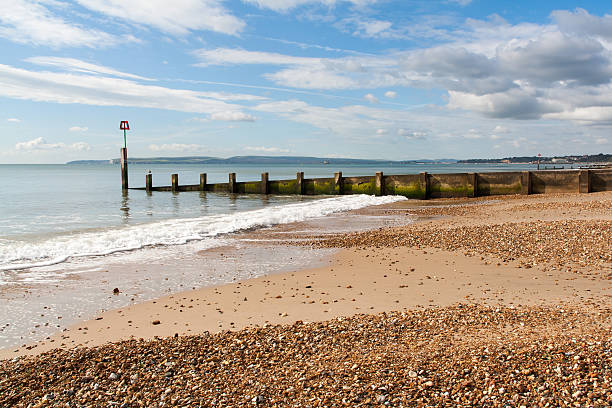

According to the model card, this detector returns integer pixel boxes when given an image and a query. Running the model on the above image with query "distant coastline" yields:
[458,153,611,165]
[66,153,611,166]
[66,155,459,165]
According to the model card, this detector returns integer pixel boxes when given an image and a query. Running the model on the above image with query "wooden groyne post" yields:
[120,147,128,190]
[375,172,384,196]
[146,172,152,193]
[579,170,591,193]
[172,174,179,193]
[200,173,207,191]
[229,173,237,194]
[334,172,344,195]
[521,171,532,195]
[261,172,269,195]
[297,172,305,194]
[420,172,429,199]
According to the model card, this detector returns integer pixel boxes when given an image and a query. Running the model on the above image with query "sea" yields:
[0,162,536,348]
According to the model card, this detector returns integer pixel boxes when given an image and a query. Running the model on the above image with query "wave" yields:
[0,195,406,272]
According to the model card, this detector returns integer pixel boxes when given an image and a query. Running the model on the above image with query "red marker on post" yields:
[120,120,130,150]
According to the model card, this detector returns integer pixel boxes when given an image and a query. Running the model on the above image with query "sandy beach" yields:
[1,191,611,406]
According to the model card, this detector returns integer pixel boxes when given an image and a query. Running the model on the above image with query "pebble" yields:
[306,217,611,276]
[376,394,387,403]
[1,305,609,407]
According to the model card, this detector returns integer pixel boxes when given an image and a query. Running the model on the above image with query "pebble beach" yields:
[1,191,611,407]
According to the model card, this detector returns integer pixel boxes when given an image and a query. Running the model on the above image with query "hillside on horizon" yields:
[67,156,459,165]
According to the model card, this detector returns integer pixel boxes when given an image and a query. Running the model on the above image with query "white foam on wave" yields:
[0,195,406,273]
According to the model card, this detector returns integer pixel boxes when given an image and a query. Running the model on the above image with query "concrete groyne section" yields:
[131,168,612,199]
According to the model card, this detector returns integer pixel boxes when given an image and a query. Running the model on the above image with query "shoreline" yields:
[0,196,414,353]
[3,191,610,359]
[2,191,611,406]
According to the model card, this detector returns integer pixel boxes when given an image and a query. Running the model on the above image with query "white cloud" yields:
[149,143,206,152]
[192,47,385,89]
[254,99,383,136]
[264,68,359,89]
[210,111,256,121]
[244,146,290,153]
[7,118,21,123]
[376,129,387,135]
[384,91,396,98]
[26,57,153,81]
[398,129,427,139]
[266,68,359,89]
[492,125,510,134]
[595,137,608,145]
[0,0,121,47]
[511,138,527,149]
[254,99,436,140]
[16,137,56,150]
[464,129,482,139]
[544,106,612,124]
[364,93,379,103]
[69,126,88,132]
[15,137,90,151]
[447,88,560,120]
[0,63,256,115]
[242,0,378,12]
[350,19,394,38]
[71,142,91,151]
[490,125,510,140]
[76,0,245,36]
[193,48,320,67]
[447,0,472,6]
[552,8,612,40]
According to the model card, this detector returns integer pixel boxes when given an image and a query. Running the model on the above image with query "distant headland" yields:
[66,153,611,166]
[458,153,611,165]
[66,156,459,165]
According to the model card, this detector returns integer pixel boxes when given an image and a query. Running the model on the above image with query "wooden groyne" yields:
[130,168,612,199]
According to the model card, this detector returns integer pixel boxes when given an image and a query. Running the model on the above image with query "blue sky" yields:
[0,0,611,163]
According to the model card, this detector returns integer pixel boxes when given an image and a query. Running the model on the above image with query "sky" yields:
[0,0,611,163]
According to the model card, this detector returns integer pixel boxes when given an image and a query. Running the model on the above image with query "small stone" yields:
[109,373,119,380]
[152,320,161,325]
[113,288,120,295]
